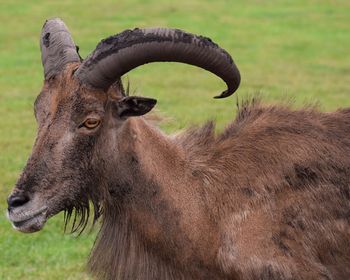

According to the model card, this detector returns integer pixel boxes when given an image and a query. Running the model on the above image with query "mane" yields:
[173,98,323,166]
[88,202,187,280]
[86,152,195,279]
[172,98,267,164]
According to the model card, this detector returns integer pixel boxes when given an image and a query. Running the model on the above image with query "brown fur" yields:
[9,65,350,279]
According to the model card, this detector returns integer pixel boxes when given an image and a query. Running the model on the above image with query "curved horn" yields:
[75,28,240,98]
[40,18,80,80]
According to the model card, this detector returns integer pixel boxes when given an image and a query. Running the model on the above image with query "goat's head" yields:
[7,18,240,233]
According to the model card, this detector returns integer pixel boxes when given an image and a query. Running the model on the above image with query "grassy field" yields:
[0,0,349,279]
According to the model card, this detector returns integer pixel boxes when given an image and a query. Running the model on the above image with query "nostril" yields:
[7,194,30,209]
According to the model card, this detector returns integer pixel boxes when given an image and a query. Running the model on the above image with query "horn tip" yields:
[214,89,233,99]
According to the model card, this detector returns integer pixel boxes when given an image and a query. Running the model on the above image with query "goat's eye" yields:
[83,118,101,129]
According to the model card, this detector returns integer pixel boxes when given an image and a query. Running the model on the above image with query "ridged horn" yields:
[75,28,240,98]
[40,18,80,80]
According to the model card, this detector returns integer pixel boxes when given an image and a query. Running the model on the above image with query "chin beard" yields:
[63,194,101,234]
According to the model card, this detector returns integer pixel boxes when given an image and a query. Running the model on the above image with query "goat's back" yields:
[177,102,350,279]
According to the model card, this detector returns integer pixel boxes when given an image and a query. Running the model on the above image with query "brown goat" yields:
[7,18,350,280]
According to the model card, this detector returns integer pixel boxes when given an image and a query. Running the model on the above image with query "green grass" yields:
[0,0,349,278]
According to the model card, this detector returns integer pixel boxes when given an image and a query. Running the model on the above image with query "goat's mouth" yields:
[7,206,48,233]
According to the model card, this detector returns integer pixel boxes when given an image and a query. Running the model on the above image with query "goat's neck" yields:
[115,117,193,243]
[94,117,221,278]
[124,117,186,183]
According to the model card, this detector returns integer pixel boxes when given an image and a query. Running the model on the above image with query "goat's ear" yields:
[114,96,157,118]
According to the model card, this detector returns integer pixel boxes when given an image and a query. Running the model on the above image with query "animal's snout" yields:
[7,193,30,210]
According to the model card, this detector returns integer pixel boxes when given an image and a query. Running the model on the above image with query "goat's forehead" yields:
[49,92,106,121]
[39,77,107,117]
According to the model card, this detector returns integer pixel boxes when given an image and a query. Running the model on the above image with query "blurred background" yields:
[0,0,349,279]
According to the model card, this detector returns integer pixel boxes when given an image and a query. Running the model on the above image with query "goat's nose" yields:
[7,193,30,210]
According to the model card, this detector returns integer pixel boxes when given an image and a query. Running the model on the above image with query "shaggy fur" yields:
[9,65,350,279]
[87,99,350,279]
